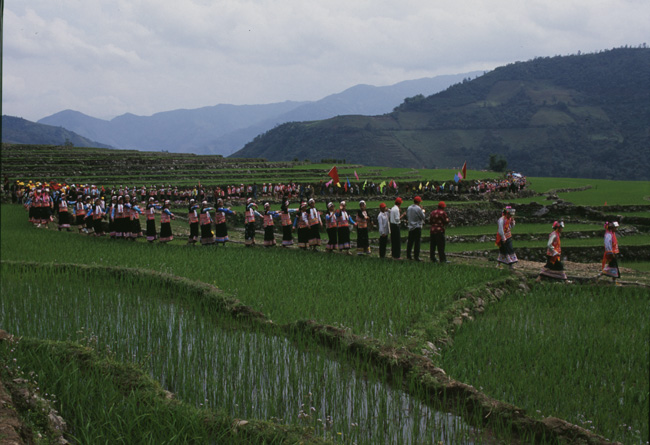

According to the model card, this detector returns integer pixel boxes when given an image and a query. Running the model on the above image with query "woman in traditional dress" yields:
[293,202,310,250]
[599,221,622,285]
[187,199,200,244]
[244,201,262,247]
[145,197,159,242]
[355,200,371,255]
[307,198,323,251]
[57,193,73,231]
[159,200,175,243]
[335,201,355,254]
[279,199,297,247]
[214,198,236,245]
[87,198,106,236]
[537,221,568,281]
[496,206,517,269]
[324,202,338,252]
[199,201,216,245]
[130,199,143,240]
[262,202,281,247]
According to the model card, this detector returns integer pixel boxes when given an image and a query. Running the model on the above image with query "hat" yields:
[553,221,564,229]
[438,201,446,209]
[308,198,315,204]
[340,200,346,206]
[379,203,386,209]
[327,202,334,209]
[359,200,366,206]
[395,197,402,205]
[414,196,422,203]
[264,202,270,208]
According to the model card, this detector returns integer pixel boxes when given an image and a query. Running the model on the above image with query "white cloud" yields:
[3,0,649,121]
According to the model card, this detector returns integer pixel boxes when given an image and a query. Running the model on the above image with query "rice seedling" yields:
[0,263,483,444]
[438,285,650,444]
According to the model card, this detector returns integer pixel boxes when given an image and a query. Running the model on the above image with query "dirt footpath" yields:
[0,376,24,445]
[450,254,650,286]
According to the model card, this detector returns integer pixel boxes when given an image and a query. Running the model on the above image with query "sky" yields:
[3,0,649,122]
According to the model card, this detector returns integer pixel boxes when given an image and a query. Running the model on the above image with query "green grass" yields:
[439,285,650,444]
[521,177,650,206]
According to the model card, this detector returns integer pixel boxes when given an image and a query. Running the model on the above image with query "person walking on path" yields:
[214,198,236,245]
[159,200,175,243]
[199,201,216,245]
[187,199,200,244]
[429,201,450,263]
[599,221,622,285]
[496,206,518,269]
[324,202,338,253]
[294,202,310,250]
[389,197,404,259]
[377,203,390,258]
[355,200,371,255]
[280,199,297,247]
[335,201,355,254]
[244,200,263,247]
[307,198,323,251]
[262,202,281,247]
[406,196,426,261]
[537,221,568,281]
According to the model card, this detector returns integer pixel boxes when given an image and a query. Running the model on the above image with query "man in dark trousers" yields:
[406,196,425,261]
[429,201,450,263]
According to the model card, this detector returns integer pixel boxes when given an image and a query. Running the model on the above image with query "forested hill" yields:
[232,47,650,180]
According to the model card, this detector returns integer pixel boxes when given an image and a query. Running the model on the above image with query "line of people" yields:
[23,187,623,284]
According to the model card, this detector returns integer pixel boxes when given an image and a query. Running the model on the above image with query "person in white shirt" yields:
[377,203,390,258]
[389,197,404,259]
[406,196,426,261]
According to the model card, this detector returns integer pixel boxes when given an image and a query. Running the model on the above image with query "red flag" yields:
[462,162,467,180]
[328,166,340,184]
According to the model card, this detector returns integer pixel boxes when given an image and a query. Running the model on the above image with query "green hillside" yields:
[233,47,650,180]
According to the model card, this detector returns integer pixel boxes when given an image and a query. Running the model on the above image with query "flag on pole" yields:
[354,171,359,181]
[462,162,467,181]
[336,182,341,188]
[379,181,386,189]
[419,182,422,190]
[347,177,351,189]
[328,166,340,184]
[325,179,333,187]
[426,181,430,187]
[454,174,460,183]
[363,179,367,188]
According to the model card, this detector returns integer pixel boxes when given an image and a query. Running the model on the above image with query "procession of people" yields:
[17,182,626,285]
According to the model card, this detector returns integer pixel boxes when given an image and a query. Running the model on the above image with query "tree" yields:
[488,154,508,172]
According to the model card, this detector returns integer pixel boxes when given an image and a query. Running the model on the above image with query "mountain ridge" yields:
[34,72,481,155]
[232,48,650,180]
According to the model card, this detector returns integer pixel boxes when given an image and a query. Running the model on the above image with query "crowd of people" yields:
[6,172,528,209]
[18,180,622,285]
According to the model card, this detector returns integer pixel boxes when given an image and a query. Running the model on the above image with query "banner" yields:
[328,166,340,184]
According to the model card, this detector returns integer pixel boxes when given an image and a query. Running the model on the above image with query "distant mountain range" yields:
[233,48,650,180]
[1,116,113,149]
[27,72,481,156]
